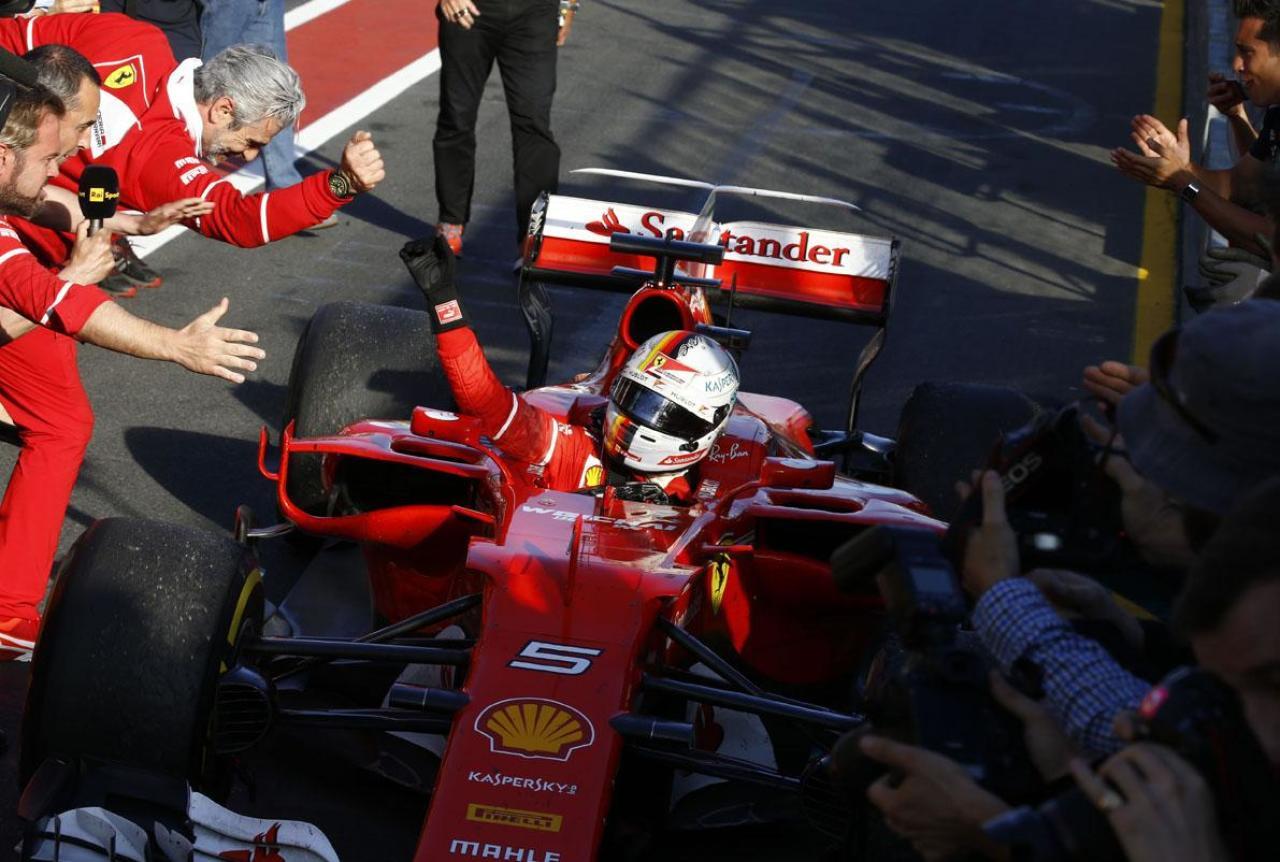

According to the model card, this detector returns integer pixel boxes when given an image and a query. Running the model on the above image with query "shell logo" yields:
[475,698,595,761]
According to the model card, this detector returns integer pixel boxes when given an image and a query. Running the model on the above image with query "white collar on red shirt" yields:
[165,57,205,157]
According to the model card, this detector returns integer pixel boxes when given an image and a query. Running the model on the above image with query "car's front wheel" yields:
[20,517,263,792]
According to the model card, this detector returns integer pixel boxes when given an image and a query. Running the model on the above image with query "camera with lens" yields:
[829,524,1040,802]
[984,666,1280,861]
[944,404,1126,575]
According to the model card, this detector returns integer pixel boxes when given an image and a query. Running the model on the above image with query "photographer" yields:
[1066,475,1280,862]
[966,298,1280,755]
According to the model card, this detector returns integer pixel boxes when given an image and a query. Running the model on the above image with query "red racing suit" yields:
[0,217,112,621]
[436,326,692,500]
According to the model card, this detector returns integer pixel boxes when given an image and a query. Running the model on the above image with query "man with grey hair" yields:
[84,43,384,247]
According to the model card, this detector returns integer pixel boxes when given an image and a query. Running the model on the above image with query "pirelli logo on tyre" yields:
[475,698,595,762]
[466,803,563,833]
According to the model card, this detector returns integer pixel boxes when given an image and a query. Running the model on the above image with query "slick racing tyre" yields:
[20,518,263,790]
[893,382,1042,520]
[282,300,455,516]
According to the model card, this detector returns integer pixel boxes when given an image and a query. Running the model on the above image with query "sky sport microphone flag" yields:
[78,166,120,236]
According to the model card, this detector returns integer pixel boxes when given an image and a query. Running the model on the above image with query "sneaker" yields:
[98,272,138,298]
[109,236,163,290]
[435,222,464,257]
[0,616,39,662]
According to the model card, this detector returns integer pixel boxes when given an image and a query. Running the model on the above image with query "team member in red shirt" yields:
[0,84,265,659]
[0,34,384,257]
[0,11,177,167]
[0,12,179,287]
[400,236,741,500]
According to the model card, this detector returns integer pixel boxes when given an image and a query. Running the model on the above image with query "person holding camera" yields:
[1066,476,1280,862]
[856,302,1280,860]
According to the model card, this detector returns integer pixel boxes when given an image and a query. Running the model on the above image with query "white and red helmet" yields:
[604,331,740,473]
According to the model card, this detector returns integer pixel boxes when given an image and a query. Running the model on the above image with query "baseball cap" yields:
[1119,299,1280,514]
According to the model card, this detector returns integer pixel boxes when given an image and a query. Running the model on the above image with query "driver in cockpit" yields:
[400,236,739,504]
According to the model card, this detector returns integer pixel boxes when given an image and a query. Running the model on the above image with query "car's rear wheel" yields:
[282,300,454,516]
[20,518,263,791]
[893,382,1042,520]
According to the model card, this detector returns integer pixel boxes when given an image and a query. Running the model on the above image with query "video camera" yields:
[829,524,1040,802]
[985,666,1280,861]
[944,404,1126,575]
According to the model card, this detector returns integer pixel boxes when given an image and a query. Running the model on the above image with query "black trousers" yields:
[433,0,561,240]
[103,0,203,60]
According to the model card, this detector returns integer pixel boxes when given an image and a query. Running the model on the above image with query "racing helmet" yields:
[604,331,740,473]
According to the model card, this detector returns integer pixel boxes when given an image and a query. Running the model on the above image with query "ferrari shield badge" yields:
[475,698,595,761]
[708,554,731,614]
[103,63,138,90]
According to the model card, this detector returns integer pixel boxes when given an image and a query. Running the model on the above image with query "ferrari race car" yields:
[15,173,1043,861]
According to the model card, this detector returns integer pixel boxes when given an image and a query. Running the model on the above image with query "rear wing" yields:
[516,172,902,445]
[522,190,900,326]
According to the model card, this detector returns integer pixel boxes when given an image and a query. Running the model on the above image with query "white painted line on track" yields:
[284,0,353,32]
[129,49,441,258]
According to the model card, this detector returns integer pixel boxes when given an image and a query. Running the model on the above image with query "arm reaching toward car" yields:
[77,297,264,383]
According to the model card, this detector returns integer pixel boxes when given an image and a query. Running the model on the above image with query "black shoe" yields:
[98,271,139,298]
[109,236,163,290]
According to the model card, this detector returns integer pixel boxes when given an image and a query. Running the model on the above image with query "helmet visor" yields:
[612,377,720,440]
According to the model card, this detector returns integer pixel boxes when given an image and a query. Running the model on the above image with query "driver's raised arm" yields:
[400,236,559,466]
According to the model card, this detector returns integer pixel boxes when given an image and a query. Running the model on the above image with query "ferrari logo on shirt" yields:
[103,64,137,90]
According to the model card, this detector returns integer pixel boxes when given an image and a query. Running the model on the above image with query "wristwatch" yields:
[328,170,356,199]
[1180,181,1201,203]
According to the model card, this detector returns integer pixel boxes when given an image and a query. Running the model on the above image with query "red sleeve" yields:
[436,326,560,465]
[125,123,347,248]
[0,225,111,336]
[0,18,24,55]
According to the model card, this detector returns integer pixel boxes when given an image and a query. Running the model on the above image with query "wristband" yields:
[1180,181,1201,204]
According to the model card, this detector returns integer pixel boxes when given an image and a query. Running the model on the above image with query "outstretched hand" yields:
[134,197,216,235]
[171,297,265,383]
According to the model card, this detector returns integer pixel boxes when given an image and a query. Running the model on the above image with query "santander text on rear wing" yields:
[521,171,900,326]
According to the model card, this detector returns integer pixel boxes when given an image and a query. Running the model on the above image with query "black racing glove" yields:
[400,234,468,334]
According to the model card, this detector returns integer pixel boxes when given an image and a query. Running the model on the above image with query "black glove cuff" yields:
[400,235,468,334]
[426,287,468,334]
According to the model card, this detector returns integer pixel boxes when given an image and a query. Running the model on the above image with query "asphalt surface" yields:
[0,0,1167,857]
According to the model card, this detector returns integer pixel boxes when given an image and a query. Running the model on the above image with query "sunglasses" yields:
[1149,328,1219,444]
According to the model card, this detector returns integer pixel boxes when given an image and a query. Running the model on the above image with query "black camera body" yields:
[985,666,1280,861]
[831,525,1039,802]
[943,405,1125,574]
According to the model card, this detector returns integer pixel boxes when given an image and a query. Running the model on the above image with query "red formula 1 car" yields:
[16,175,1036,861]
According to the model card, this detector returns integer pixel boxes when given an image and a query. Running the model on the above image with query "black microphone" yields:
[78,166,120,236]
